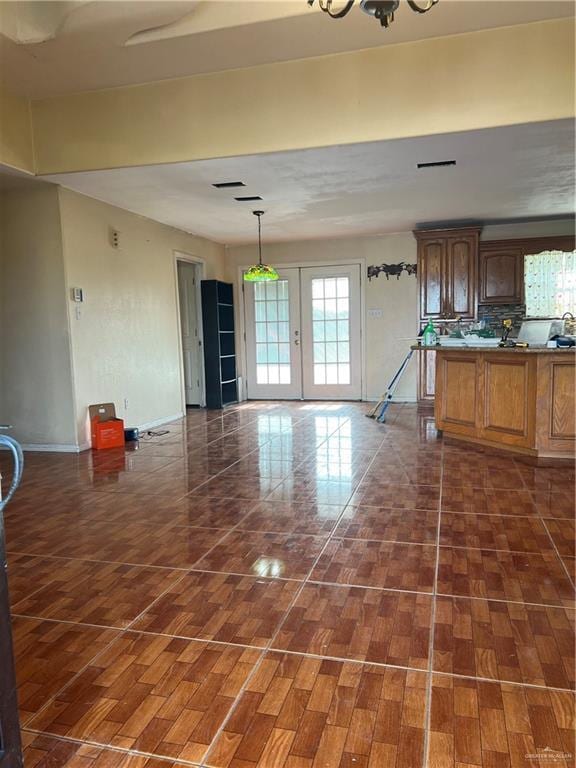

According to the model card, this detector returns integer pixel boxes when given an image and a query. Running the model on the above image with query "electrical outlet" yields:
[124,398,129,410]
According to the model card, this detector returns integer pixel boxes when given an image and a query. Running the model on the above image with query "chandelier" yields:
[243,211,279,282]
[308,0,439,29]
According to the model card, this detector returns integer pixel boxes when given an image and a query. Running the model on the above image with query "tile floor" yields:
[2,401,575,767]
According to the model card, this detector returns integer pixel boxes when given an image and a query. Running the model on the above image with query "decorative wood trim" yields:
[480,235,575,255]
[414,227,483,240]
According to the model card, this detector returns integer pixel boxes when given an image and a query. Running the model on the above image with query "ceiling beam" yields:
[23,18,576,175]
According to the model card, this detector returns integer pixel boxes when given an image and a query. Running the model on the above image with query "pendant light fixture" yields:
[243,210,279,282]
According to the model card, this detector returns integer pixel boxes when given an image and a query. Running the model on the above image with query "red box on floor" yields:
[89,403,125,450]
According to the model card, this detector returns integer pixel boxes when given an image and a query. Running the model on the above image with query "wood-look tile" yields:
[363,464,442,486]
[441,487,539,516]
[351,482,440,511]
[90,494,258,529]
[194,531,326,580]
[442,467,529,491]
[434,596,575,689]
[334,506,438,544]
[531,488,576,520]
[188,477,281,500]
[12,559,182,627]
[206,651,427,768]
[544,519,575,558]
[437,547,575,608]
[516,466,575,493]
[266,479,356,505]
[29,632,262,763]
[562,556,576,585]
[6,553,70,605]
[22,733,193,767]
[235,501,344,537]
[439,513,553,553]
[133,571,301,647]
[429,674,575,767]
[7,519,228,568]
[273,582,432,667]
[13,616,118,724]
[311,539,436,592]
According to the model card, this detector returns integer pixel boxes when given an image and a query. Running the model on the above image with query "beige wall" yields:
[0,87,34,174]
[58,188,227,447]
[226,234,419,401]
[0,184,77,447]
[226,218,576,403]
[31,19,574,174]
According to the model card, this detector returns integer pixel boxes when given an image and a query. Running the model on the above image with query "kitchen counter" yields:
[416,345,575,459]
[411,344,576,353]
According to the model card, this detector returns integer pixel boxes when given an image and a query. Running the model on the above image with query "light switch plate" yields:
[368,308,383,318]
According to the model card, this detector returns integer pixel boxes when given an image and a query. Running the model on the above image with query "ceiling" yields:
[0,1,573,98]
[43,119,575,245]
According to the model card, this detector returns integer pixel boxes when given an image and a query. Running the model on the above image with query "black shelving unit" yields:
[201,280,238,409]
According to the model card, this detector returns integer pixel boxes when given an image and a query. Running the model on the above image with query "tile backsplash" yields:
[477,303,526,335]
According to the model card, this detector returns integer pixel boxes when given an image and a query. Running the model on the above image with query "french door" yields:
[244,264,362,400]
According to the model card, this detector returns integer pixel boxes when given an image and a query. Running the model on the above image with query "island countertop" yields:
[411,344,575,354]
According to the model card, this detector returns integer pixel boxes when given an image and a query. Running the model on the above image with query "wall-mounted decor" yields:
[368,262,417,280]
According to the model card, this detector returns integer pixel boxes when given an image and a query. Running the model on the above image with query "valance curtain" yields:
[524,250,576,317]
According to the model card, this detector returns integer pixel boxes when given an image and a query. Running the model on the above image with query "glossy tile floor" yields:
[3,401,575,767]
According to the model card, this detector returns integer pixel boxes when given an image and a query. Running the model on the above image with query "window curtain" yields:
[524,250,576,317]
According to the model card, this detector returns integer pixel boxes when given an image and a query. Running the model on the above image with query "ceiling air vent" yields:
[212,181,246,188]
[235,196,263,202]
[417,160,456,169]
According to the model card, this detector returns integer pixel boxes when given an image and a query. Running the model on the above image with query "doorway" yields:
[177,260,204,407]
[244,264,362,400]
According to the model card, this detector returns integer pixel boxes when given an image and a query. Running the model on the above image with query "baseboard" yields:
[18,442,88,453]
[137,413,185,431]
[365,396,418,403]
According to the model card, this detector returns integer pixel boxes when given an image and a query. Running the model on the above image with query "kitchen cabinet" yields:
[479,243,523,304]
[415,227,480,402]
[415,227,480,321]
[478,235,575,305]
[434,348,575,459]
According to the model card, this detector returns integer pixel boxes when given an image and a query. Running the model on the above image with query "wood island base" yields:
[427,347,575,460]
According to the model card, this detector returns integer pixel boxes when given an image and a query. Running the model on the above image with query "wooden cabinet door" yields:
[479,245,523,304]
[445,232,478,319]
[418,239,444,319]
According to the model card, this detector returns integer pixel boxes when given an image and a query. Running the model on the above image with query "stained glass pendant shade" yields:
[244,210,279,282]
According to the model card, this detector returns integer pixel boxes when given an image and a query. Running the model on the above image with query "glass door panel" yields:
[244,268,302,399]
[301,265,362,400]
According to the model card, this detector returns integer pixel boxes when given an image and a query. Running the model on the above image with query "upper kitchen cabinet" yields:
[478,242,523,304]
[478,236,575,305]
[415,227,481,320]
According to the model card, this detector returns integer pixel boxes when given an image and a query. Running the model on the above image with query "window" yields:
[524,250,576,317]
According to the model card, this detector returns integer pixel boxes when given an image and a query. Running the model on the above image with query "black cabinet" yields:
[201,280,238,409]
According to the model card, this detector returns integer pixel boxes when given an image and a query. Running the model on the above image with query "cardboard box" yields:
[89,403,125,450]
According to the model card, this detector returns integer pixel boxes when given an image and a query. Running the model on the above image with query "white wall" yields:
[0,184,77,447]
[225,233,419,401]
[58,188,227,447]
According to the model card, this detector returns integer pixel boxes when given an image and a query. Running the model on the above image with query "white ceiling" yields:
[0,1,573,98]
[44,119,575,245]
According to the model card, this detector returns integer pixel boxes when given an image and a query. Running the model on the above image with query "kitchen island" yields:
[412,345,575,459]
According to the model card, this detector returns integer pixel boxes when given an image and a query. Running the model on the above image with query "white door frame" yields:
[237,259,367,401]
[174,251,206,410]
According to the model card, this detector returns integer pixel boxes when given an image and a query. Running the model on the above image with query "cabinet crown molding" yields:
[413,226,482,240]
